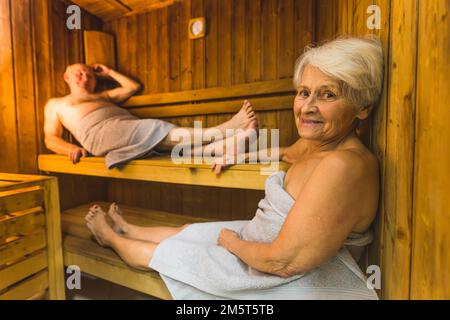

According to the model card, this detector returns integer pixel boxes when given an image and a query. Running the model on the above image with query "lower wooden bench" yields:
[61,202,211,299]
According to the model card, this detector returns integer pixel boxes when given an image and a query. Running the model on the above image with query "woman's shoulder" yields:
[318,144,378,181]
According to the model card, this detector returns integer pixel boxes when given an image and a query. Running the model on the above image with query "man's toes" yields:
[90,204,101,213]
[85,212,94,221]
[113,203,122,215]
[108,203,115,215]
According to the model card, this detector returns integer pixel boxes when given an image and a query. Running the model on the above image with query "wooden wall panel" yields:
[315,0,337,42]
[411,0,450,300]
[32,0,54,156]
[180,0,193,91]
[0,0,19,173]
[381,0,416,300]
[11,0,38,174]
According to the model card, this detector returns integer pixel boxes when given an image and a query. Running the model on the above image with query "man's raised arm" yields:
[44,99,86,164]
[93,64,141,104]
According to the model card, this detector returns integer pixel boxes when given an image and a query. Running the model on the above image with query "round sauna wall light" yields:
[189,17,206,39]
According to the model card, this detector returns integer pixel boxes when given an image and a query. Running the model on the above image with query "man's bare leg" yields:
[85,205,182,270]
[190,125,257,160]
[156,100,258,151]
[104,203,189,243]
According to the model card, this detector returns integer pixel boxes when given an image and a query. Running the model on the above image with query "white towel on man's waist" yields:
[149,171,378,300]
[75,106,175,168]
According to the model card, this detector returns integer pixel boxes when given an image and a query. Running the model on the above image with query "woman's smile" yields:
[301,118,324,126]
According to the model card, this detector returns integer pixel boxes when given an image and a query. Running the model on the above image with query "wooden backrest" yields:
[122,78,296,119]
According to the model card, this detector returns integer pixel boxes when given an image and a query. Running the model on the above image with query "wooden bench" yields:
[0,173,65,300]
[61,202,211,299]
[39,155,289,190]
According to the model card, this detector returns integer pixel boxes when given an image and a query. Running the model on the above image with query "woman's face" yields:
[293,65,368,142]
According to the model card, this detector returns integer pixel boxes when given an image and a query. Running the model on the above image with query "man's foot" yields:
[107,203,129,235]
[85,204,116,247]
[219,100,259,133]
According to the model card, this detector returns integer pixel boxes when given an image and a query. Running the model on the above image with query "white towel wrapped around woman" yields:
[149,171,378,300]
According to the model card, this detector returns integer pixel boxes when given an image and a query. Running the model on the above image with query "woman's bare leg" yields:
[105,203,189,243]
[85,206,160,271]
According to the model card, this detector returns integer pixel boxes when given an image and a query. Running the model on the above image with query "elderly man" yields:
[44,63,257,167]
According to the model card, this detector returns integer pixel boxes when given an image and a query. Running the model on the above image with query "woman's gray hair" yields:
[293,36,384,109]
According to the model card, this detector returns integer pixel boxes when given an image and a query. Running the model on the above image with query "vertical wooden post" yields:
[380,0,418,300]
[411,0,450,299]
[43,177,65,300]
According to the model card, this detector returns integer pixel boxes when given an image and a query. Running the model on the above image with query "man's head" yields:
[64,63,96,94]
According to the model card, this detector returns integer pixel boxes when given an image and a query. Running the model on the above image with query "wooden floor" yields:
[61,201,212,299]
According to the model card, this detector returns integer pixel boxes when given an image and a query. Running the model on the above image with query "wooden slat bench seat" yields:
[39,155,289,190]
[61,202,212,299]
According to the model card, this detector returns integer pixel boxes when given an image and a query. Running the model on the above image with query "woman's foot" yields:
[85,204,116,247]
[107,203,129,235]
[219,100,259,133]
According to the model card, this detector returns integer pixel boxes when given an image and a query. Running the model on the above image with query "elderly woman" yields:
[85,36,383,300]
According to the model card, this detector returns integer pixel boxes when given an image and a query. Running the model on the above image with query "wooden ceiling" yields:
[71,0,181,21]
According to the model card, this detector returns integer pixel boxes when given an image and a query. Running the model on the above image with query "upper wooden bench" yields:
[38,155,289,190]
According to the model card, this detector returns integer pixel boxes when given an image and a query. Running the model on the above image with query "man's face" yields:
[64,64,96,93]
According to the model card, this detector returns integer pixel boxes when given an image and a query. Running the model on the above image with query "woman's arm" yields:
[211,141,300,175]
[218,151,372,277]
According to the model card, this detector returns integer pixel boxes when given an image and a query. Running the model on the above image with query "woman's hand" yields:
[92,63,111,78]
[217,228,240,251]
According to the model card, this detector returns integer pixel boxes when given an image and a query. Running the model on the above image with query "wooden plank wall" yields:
[102,0,314,220]
[0,0,107,209]
[411,0,450,299]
